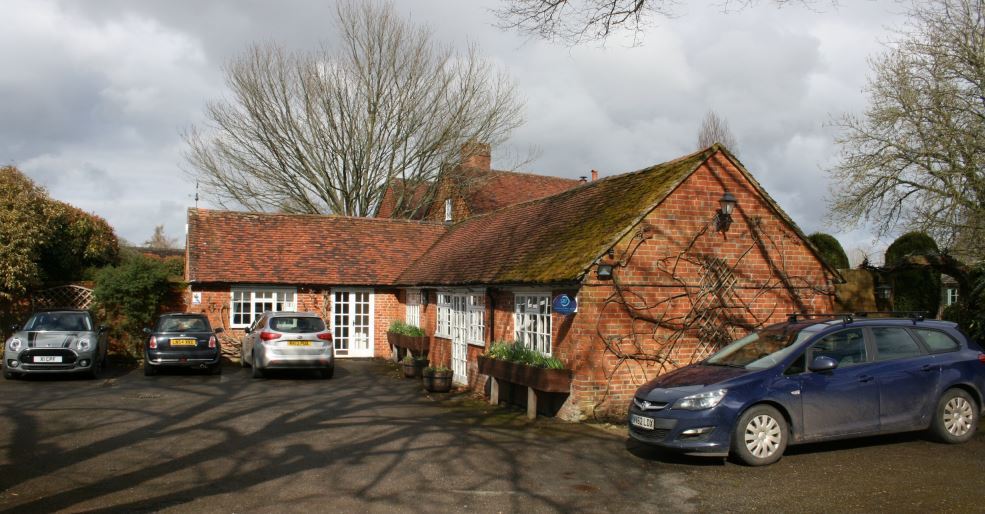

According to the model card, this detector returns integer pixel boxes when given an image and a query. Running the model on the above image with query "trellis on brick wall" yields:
[32,285,94,310]
[591,215,832,419]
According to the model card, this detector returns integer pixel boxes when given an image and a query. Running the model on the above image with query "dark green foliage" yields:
[885,232,941,314]
[807,233,850,269]
[943,262,985,344]
[94,254,180,356]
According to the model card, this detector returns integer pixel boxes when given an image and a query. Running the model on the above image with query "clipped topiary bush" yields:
[807,232,850,270]
[885,231,941,314]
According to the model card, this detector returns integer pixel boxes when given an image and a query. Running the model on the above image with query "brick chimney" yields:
[591,169,599,181]
[461,142,491,170]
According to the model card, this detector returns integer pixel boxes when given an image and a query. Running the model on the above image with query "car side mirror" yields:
[142,327,152,335]
[243,327,251,334]
[809,355,839,373]
[99,325,108,333]
[214,327,224,334]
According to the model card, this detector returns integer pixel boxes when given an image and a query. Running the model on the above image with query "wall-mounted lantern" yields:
[875,283,893,300]
[597,264,614,280]
[715,191,737,232]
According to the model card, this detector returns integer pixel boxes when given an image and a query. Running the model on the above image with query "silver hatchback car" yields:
[4,309,108,379]
[241,312,334,378]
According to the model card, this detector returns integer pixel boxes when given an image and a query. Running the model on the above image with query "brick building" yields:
[185,145,840,420]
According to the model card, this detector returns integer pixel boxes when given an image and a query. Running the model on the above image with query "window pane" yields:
[914,329,960,353]
[872,327,924,361]
[809,329,866,367]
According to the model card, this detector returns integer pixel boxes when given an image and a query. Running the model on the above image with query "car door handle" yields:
[858,375,874,383]
[921,364,934,372]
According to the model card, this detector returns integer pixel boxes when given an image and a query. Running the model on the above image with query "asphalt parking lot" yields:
[0,359,983,513]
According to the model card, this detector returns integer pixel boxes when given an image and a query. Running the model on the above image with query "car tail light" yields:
[316,332,332,341]
[259,331,282,341]
[978,353,985,364]
[208,335,217,348]
[149,336,157,349]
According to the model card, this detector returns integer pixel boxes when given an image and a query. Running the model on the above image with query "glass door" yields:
[332,289,374,358]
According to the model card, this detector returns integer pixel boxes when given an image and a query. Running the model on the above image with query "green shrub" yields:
[942,262,985,344]
[807,233,850,270]
[885,232,941,314]
[94,254,180,357]
[388,320,425,337]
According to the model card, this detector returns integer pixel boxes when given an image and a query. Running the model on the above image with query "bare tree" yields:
[697,110,738,153]
[185,1,524,218]
[495,0,829,43]
[144,225,179,250]
[828,0,985,258]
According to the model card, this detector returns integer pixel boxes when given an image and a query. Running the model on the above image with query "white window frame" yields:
[946,287,959,306]
[436,291,454,338]
[436,289,485,346]
[230,287,297,328]
[514,292,552,356]
[405,289,422,328]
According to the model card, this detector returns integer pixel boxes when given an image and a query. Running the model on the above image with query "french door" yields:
[332,289,374,358]
[451,295,468,385]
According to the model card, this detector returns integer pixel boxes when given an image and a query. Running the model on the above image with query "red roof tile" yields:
[187,209,446,286]
[397,148,715,286]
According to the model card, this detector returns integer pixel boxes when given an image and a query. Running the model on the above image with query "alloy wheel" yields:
[943,396,975,437]
[744,414,782,459]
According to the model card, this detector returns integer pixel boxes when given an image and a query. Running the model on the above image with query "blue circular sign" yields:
[552,294,577,315]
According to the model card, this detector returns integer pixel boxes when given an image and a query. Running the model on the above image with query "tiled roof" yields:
[396,148,716,286]
[187,209,446,286]
[374,179,430,219]
[374,169,580,219]
[462,169,581,215]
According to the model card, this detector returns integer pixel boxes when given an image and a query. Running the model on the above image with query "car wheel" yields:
[732,404,788,466]
[143,361,157,376]
[320,367,334,379]
[210,363,223,375]
[251,354,263,378]
[88,359,102,379]
[930,388,979,444]
[241,347,248,368]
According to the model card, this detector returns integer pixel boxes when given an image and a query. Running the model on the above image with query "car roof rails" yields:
[852,311,928,322]
[786,313,856,324]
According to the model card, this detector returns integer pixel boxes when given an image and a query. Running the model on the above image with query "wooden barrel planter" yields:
[422,368,453,393]
[477,356,573,419]
[401,358,429,378]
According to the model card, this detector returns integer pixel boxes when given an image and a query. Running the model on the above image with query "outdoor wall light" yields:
[597,264,614,280]
[715,191,737,232]
[875,283,893,300]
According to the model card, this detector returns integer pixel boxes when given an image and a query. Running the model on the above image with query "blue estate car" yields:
[629,315,985,466]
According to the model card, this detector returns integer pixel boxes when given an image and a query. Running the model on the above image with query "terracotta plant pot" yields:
[401,358,429,379]
[422,369,453,393]
[476,355,572,393]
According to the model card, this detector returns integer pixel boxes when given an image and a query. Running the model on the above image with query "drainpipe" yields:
[488,289,495,343]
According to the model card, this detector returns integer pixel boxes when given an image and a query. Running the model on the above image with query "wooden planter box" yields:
[387,332,430,354]
[476,355,572,393]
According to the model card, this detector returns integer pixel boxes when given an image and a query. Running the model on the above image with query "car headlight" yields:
[77,338,91,351]
[8,338,22,352]
[673,389,727,410]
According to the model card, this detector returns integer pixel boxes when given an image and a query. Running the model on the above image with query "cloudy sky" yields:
[1,0,907,261]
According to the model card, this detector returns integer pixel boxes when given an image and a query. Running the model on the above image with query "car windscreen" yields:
[705,326,816,370]
[269,316,326,333]
[156,316,212,332]
[23,312,92,332]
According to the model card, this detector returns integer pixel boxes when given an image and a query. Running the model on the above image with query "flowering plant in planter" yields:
[422,365,453,392]
[478,341,572,393]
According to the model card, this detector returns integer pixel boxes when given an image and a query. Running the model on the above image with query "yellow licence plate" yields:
[170,339,197,346]
[288,341,311,347]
